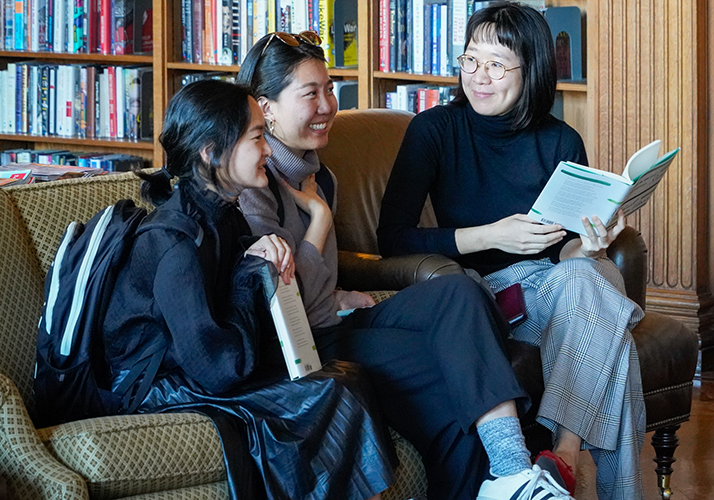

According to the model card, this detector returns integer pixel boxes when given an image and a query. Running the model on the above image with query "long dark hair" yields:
[236,33,326,99]
[136,80,254,206]
[452,2,557,130]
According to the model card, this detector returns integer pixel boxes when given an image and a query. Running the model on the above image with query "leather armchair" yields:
[320,108,700,500]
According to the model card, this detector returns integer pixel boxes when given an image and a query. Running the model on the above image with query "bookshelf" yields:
[357,0,590,149]
[1,0,588,168]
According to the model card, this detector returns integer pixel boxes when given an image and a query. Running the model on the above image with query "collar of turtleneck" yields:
[265,133,320,187]
[464,103,522,142]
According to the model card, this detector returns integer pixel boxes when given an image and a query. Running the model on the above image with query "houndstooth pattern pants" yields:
[485,257,646,500]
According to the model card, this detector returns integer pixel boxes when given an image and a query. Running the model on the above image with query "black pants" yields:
[315,274,529,500]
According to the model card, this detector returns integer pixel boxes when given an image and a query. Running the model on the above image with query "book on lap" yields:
[528,140,680,235]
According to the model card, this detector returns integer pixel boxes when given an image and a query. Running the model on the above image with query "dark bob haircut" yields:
[236,32,326,100]
[452,2,557,130]
[135,79,254,206]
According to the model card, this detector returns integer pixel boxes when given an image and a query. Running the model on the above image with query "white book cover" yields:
[451,0,467,72]
[0,71,5,133]
[66,0,74,52]
[239,0,249,63]
[57,65,76,136]
[439,4,449,77]
[255,0,268,40]
[29,65,39,134]
[99,69,110,138]
[31,0,40,51]
[412,0,424,73]
[291,0,307,32]
[7,64,16,133]
[115,66,124,138]
[54,0,65,52]
[528,140,680,235]
[269,278,322,380]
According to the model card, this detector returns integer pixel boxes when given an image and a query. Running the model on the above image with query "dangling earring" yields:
[266,118,275,136]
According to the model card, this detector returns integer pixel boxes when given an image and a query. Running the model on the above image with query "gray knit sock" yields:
[477,416,532,477]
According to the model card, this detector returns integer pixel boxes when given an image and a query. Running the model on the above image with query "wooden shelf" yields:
[556,81,587,92]
[374,71,458,85]
[167,61,241,72]
[0,134,155,150]
[0,51,153,64]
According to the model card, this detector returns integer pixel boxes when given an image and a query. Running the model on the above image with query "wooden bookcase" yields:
[0,0,587,168]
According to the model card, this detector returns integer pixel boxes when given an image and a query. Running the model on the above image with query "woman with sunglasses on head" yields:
[378,3,646,500]
[102,80,397,500]
[237,30,574,500]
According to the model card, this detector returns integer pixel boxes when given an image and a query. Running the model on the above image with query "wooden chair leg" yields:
[651,425,681,500]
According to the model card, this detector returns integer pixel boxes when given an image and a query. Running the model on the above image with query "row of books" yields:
[379,0,545,77]
[0,0,152,54]
[0,62,153,140]
[180,0,357,68]
[384,83,457,113]
[1,148,150,172]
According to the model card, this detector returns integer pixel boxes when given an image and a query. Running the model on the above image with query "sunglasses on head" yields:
[260,30,322,57]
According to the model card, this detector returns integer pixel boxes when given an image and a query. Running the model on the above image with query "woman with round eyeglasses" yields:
[236,27,580,500]
[379,3,646,500]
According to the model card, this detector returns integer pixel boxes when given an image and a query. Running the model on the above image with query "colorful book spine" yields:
[378,0,389,72]
[412,0,423,73]
[430,3,439,76]
[318,0,333,67]
[13,0,23,49]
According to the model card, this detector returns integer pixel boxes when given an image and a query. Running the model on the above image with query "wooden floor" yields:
[574,376,714,500]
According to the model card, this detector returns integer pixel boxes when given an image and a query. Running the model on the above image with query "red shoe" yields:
[535,450,576,496]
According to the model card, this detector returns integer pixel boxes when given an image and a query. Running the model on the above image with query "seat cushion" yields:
[37,413,225,500]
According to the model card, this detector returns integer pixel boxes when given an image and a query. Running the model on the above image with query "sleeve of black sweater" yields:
[152,236,258,395]
[378,110,461,258]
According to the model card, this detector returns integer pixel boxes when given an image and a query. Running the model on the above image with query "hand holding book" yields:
[528,140,680,235]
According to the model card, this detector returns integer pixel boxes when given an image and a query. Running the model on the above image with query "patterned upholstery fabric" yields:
[0,374,88,500]
[118,482,228,499]
[0,190,46,413]
[38,413,225,500]
[7,172,150,276]
[383,430,428,500]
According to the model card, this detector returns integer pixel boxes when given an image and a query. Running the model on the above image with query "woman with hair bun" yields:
[102,79,395,500]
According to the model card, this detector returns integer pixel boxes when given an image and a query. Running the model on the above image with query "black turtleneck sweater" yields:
[377,102,587,276]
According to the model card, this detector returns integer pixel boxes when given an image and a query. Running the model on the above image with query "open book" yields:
[269,277,322,380]
[528,140,680,235]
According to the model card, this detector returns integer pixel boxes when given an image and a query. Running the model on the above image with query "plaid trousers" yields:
[485,257,646,500]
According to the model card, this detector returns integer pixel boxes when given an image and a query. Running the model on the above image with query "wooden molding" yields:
[591,0,709,330]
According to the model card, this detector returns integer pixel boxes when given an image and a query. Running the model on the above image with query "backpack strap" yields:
[265,164,335,228]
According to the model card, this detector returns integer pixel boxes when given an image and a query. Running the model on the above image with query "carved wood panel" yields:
[588,0,710,335]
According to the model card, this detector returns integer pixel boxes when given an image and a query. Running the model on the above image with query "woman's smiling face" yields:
[460,39,523,117]
[260,58,337,157]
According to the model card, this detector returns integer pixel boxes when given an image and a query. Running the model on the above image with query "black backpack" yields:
[33,199,203,428]
[265,164,335,225]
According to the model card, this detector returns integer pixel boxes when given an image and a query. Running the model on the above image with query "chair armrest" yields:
[0,373,89,500]
[606,226,647,310]
[337,251,464,291]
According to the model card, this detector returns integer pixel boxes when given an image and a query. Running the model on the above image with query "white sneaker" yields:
[476,464,575,500]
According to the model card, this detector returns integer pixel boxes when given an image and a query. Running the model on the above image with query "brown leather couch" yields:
[322,108,700,500]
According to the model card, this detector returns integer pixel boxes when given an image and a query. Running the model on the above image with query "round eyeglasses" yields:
[457,54,520,80]
[260,30,322,57]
